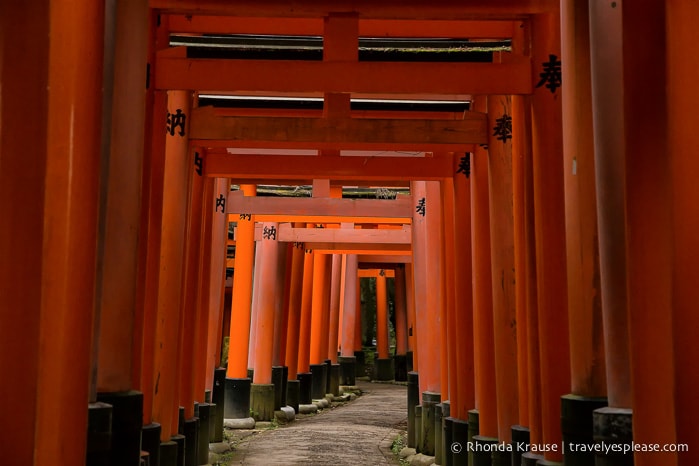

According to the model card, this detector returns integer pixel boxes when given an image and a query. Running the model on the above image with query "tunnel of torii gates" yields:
[1,1,699,466]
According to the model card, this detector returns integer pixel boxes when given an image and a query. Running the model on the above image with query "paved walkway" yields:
[225,381,407,465]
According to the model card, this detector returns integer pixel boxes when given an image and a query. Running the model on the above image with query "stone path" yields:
[225,381,407,465]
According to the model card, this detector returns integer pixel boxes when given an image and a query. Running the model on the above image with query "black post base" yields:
[393,354,408,381]
[196,404,211,466]
[593,407,634,466]
[86,402,112,466]
[310,364,326,399]
[141,423,161,466]
[338,356,356,386]
[407,372,419,448]
[96,390,143,466]
[561,394,608,466]
[211,368,226,442]
[224,377,251,419]
[297,372,313,404]
[286,379,300,413]
[451,417,468,466]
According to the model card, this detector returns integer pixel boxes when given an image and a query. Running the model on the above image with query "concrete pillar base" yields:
[286,379,300,413]
[490,444,511,466]
[250,383,275,421]
[141,423,161,466]
[467,409,479,466]
[224,377,251,419]
[415,405,423,454]
[272,366,284,410]
[338,356,356,386]
[171,434,185,466]
[297,372,313,404]
[451,418,468,466]
[159,440,178,466]
[406,350,414,372]
[96,390,143,466]
[354,350,366,377]
[211,368,226,442]
[323,359,332,394]
[309,364,326,399]
[536,460,563,466]
[182,417,199,466]
[471,435,498,466]
[561,394,608,466]
[421,392,441,456]
[375,357,394,381]
[593,407,633,466]
[434,403,444,465]
[329,363,340,395]
[522,452,544,465]
[86,402,112,466]
[394,354,408,381]
[407,372,419,448]
[196,404,211,466]
[247,368,254,379]
[512,424,530,466]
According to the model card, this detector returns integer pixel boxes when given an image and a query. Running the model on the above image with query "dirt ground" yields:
[216,381,408,465]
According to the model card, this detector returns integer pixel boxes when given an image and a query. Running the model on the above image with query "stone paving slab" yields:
[223,381,407,465]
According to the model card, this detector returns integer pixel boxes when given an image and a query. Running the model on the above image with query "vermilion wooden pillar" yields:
[405,263,418,371]
[375,273,390,359]
[622,4,677,465]
[470,98,498,440]
[297,247,316,375]
[310,253,330,365]
[588,0,632,412]
[248,244,264,371]
[0,1,103,463]
[285,241,306,380]
[452,157,475,422]
[227,185,257,379]
[667,3,699,464]
[340,255,359,358]
[151,89,192,441]
[560,1,608,462]
[327,254,343,363]
[393,265,409,359]
[530,12,570,462]
[487,95,519,446]
[441,177,458,410]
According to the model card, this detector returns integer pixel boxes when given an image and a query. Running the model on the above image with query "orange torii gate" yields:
[4,1,699,466]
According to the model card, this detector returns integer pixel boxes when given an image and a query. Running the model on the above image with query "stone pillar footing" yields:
[415,405,423,453]
[338,356,356,386]
[512,424,530,466]
[159,440,178,466]
[421,391,441,456]
[309,364,326,399]
[434,403,444,465]
[197,404,211,465]
[211,368,226,442]
[86,402,112,466]
[443,416,454,466]
[250,383,275,421]
[141,423,161,466]
[407,372,419,448]
[467,409,479,466]
[286,379,300,413]
[451,417,468,466]
[521,452,544,466]
[406,351,414,372]
[182,417,198,466]
[471,435,498,466]
[224,377,251,419]
[272,366,284,410]
[171,434,185,466]
[593,407,634,466]
[374,357,394,381]
[561,394,608,466]
[329,363,340,396]
[96,390,143,466]
[297,372,313,404]
[393,354,408,381]
[354,350,366,377]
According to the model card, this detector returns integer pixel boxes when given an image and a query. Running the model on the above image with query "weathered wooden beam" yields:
[151,0,557,19]
[205,152,457,181]
[167,15,516,38]
[304,242,411,254]
[227,190,413,218]
[190,106,487,150]
[156,48,532,96]
[358,254,412,264]
[251,223,411,243]
[358,269,396,278]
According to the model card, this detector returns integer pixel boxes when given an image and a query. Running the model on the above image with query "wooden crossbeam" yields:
[152,0,557,19]
[227,190,413,218]
[251,223,411,243]
[156,48,532,96]
[167,16,516,38]
[304,243,410,254]
[358,269,396,278]
[205,152,457,181]
[190,106,488,150]
[358,254,412,264]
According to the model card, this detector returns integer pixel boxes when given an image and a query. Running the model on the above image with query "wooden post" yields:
[470,98,498,439]
[530,12,570,462]
[341,255,360,358]
[441,177,459,411]
[327,254,343,362]
[297,247,316,374]
[376,273,390,360]
[405,263,418,371]
[393,266,409,357]
[667,3,699,464]
[310,253,330,365]
[487,95,519,444]
[452,155,475,421]
[151,89,192,440]
[285,240,306,380]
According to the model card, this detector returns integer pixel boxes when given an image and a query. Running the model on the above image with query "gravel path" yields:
[225,381,407,465]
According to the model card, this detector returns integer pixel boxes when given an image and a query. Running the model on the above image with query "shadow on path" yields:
[225,381,407,465]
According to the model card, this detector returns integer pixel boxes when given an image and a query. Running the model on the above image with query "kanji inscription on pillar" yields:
[456,153,471,178]
[535,54,562,93]
[293,241,304,249]
[215,194,226,213]
[166,109,187,136]
[415,197,426,216]
[262,225,277,240]
[239,213,251,221]
[194,152,203,176]
[493,114,513,142]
